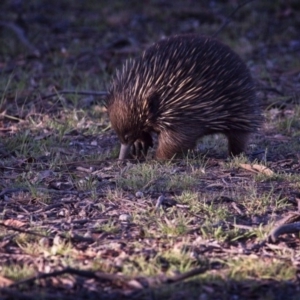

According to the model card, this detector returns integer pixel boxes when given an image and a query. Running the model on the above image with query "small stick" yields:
[0,21,40,56]
[212,0,256,38]
[8,267,130,288]
[7,265,211,289]
[164,266,209,284]
[0,222,47,238]
[41,90,108,100]
[268,222,300,243]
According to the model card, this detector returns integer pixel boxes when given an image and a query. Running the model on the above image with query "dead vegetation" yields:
[0,0,300,299]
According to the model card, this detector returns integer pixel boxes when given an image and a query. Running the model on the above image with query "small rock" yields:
[53,235,62,246]
[91,140,98,146]
[39,237,49,247]
[135,191,144,198]
[119,214,132,223]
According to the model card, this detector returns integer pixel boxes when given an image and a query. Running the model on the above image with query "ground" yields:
[0,0,300,299]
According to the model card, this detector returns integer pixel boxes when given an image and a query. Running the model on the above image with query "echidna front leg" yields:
[155,130,196,159]
[226,130,250,156]
[132,132,153,159]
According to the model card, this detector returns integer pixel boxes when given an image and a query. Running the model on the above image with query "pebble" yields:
[135,191,144,198]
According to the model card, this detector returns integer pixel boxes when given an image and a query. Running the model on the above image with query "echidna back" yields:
[107,35,261,159]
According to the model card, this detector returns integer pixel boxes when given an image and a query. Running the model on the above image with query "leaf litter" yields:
[1,1,300,299]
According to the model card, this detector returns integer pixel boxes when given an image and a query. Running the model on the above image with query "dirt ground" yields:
[0,0,300,299]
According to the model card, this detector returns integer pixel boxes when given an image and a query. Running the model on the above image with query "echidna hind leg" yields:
[155,131,196,159]
[226,130,250,156]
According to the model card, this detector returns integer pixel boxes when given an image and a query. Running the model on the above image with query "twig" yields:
[268,221,300,243]
[230,223,254,230]
[257,86,284,96]
[8,267,129,288]
[0,187,30,197]
[7,264,210,290]
[212,0,256,38]
[41,90,108,100]
[164,266,208,283]
[252,213,300,244]
[0,21,40,56]
[0,222,47,238]
[0,222,95,244]
[0,187,92,197]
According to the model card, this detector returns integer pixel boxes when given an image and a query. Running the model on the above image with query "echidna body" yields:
[106,35,261,160]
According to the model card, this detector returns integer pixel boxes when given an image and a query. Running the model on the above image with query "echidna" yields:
[106,35,261,160]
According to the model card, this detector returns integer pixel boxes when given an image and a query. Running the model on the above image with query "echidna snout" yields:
[118,132,153,160]
[106,34,261,160]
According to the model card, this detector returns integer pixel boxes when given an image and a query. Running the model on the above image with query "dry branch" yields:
[6,265,210,291]
[41,90,108,100]
[212,0,256,37]
[0,21,40,56]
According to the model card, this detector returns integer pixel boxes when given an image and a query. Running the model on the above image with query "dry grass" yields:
[1,0,300,299]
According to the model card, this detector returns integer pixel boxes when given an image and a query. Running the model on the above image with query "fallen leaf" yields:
[252,164,274,176]
[0,275,13,287]
[3,219,26,228]
[240,164,274,176]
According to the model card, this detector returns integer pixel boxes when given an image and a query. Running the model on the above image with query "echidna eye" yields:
[124,134,130,143]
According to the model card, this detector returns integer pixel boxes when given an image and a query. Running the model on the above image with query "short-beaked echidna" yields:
[106,35,261,160]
